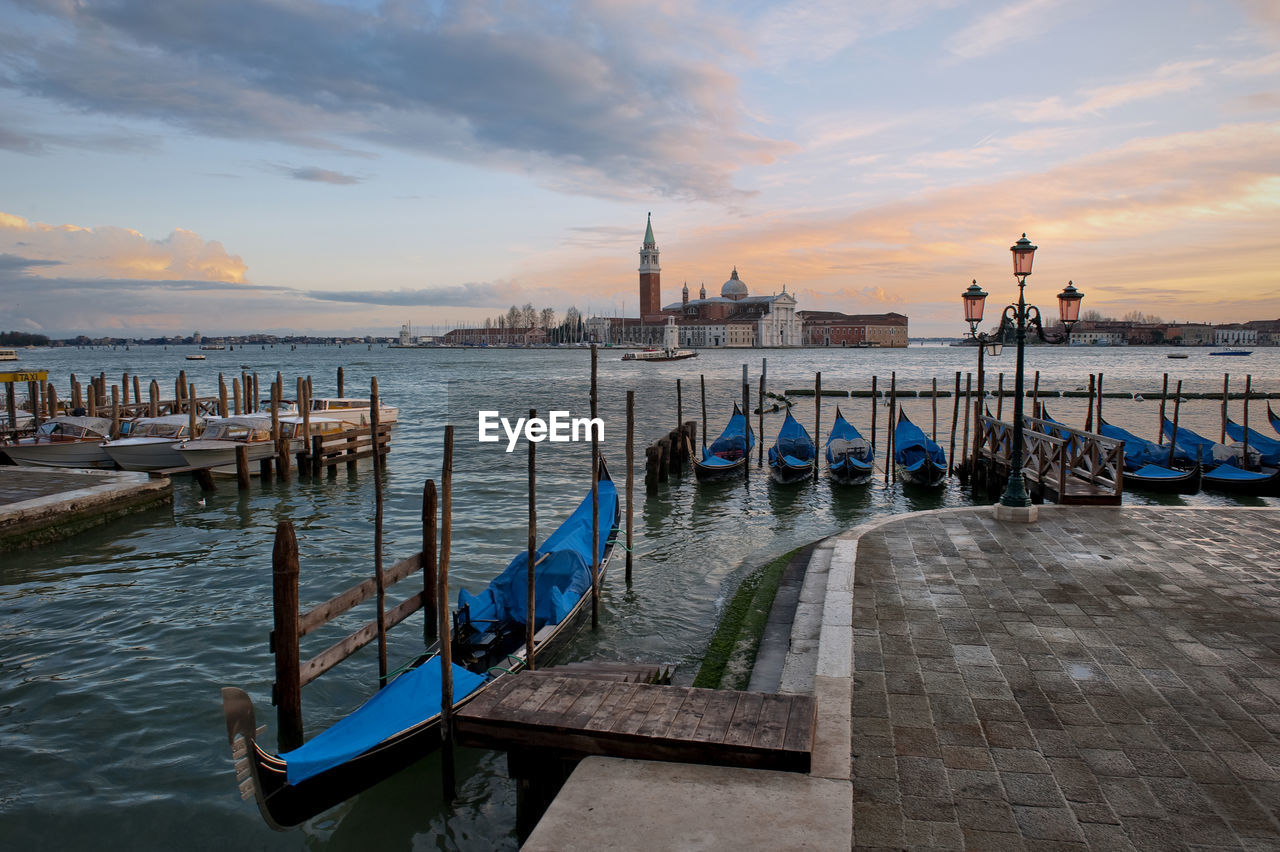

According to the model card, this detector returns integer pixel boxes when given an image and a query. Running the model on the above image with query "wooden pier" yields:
[454,668,816,840]
[973,412,1123,505]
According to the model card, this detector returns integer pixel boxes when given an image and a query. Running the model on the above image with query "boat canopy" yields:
[1162,418,1249,466]
[458,478,618,629]
[37,416,112,438]
[1203,459,1272,482]
[826,409,871,464]
[1131,464,1190,480]
[704,404,754,462]
[1096,420,1190,469]
[770,410,814,466]
[894,414,945,470]
[1225,419,1280,466]
[280,656,487,784]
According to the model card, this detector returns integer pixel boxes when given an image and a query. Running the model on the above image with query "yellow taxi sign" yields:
[0,371,49,383]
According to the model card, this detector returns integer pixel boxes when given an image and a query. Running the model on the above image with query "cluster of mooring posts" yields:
[1,366,390,492]
[235,346,815,839]
[640,362,1275,505]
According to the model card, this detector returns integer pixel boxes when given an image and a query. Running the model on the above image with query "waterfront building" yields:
[798,311,909,347]
[1242,318,1280,345]
[442,326,547,346]
[1214,324,1258,347]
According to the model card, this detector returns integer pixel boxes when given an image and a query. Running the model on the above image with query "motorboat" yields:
[102,414,210,471]
[177,415,277,472]
[309,397,398,427]
[620,347,698,362]
[2,415,115,468]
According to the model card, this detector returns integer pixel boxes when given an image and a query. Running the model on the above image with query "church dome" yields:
[721,267,748,299]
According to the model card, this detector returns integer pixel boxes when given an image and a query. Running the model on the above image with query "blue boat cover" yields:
[458,478,618,629]
[768,410,814,468]
[893,413,945,471]
[282,656,487,784]
[826,410,872,471]
[703,404,754,462]
[1225,420,1280,466]
[1161,418,1244,467]
[1096,420,1191,469]
[1203,460,1272,482]
[1131,464,1189,480]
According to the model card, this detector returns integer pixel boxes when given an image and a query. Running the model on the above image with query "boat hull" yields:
[1124,466,1200,494]
[103,437,188,471]
[1201,466,1280,496]
[2,439,115,468]
[896,461,946,488]
[828,458,873,486]
[693,456,747,481]
[179,439,276,473]
[769,460,814,485]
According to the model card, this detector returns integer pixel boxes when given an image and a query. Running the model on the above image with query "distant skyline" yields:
[1,0,1278,338]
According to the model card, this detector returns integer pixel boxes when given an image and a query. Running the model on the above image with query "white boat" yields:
[620,347,697,362]
[0,348,18,362]
[178,415,277,472]
[309,397,398,426]
[186,354,207,360]
[102,414,211,471]
[2,415,115,468]
[278,415,347,448]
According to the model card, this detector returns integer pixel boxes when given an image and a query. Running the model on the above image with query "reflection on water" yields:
[1,344,1276,848]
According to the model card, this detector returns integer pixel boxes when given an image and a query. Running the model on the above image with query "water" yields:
[2,343,1277,849]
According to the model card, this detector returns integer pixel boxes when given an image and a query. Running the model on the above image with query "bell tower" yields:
[638,212,661,317]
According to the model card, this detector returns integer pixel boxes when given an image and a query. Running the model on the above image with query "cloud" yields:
[307,284,511,307]
[754,0,957,66]
[267,164,362,185]
[0,252,63,271]
[946,0,1068,60]
[0,212,249,282]
[0,0,787,201]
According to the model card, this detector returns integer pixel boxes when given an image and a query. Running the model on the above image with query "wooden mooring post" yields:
[626,390,634,585]
[527,408,537,669]
[1157,373,1169,444]
[422,480,438,641]
[439,426,457,802]
[271,521,304,753]
[758,375,764,467]
[1221,373,1229,444]
[590,345,600,631]
[813,371,821,482]
[870,375,878,477]
[1168,381,1183,468]
[948,371,961,477]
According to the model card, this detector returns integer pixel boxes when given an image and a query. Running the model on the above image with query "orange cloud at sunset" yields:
[0,213,248,283]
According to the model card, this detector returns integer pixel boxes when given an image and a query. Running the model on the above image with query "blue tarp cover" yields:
[893,413,945,471]
[769,410,814,467]
[704,404,754,462]
[1162,418,1249,467]
[1225,420,1280,466]
[826,411,872,471]
[1131,464,1188,480]
[1203,460,1272,482]
[1096,420,1191,469]
[458,478,618,629]
[282,656,487,784]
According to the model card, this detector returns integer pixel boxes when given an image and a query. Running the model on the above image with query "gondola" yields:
[222,459,621,829]
[825,406,873,485]
[767,408,815,484]
[692,402,755,481]
[1161,418,1280,496]
[893,410,946,487]
[1094,416,1199,494]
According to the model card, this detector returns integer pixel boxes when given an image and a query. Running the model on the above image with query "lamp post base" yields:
[994,503,1039,523]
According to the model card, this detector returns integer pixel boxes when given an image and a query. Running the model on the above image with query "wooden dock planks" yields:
[454,672,814,773]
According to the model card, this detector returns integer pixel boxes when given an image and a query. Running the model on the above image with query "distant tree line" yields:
[480,304,587,343]
[0,331,50,346]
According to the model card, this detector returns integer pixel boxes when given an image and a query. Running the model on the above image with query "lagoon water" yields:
[2,343,1277,850]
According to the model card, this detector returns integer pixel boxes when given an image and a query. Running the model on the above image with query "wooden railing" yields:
[976,413,1124,502]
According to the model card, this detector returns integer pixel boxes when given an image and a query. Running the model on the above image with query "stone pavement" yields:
[846,506,1280,851]
[525,505,1280,851]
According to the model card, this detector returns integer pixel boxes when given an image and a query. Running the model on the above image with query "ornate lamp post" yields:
[962,280,1004,400]
[961,235,1083,512]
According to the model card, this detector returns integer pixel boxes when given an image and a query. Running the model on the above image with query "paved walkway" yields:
[525,506,1280,851]
[845,506,1280,851]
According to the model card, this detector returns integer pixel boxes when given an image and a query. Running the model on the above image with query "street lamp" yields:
[962,280,1004,401]
[961,235,1083,512]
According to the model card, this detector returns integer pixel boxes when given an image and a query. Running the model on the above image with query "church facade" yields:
[591,214,906,348]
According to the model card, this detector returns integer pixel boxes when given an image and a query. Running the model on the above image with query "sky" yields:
[1,0,1278,339]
